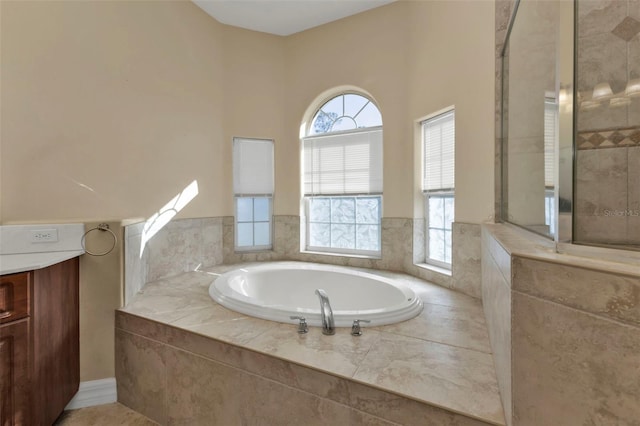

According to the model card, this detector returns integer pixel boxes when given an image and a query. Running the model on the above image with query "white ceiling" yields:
[192,0,396,36]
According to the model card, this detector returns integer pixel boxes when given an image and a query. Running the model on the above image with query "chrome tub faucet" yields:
[314,289,335,335]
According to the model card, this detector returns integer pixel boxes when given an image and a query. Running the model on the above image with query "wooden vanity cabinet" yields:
[0,257,80,426]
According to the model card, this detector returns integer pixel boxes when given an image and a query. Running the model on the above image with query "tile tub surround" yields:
[481,223,640,426]
[126,217,481,299]
[116,265,505,426]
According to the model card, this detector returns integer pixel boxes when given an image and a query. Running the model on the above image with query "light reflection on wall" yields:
[140,180,199,258]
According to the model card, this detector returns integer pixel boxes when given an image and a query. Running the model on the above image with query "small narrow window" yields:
[233,137,274,251]
[422,109,455,268]
[544,98,557,235]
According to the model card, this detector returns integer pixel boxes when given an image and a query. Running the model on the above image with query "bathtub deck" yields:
[117,263,505,426]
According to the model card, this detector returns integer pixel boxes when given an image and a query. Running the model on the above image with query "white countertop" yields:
[0,250,85,275]
[0,223,85,275]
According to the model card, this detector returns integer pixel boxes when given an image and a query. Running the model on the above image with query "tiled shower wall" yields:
[124,216,482,301]
[575,0,640,246]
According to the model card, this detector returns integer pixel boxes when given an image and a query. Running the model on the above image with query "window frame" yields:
[421,108,455,269]
[234,195,273,252]
[424,191,454,269]
[233,137,274,252]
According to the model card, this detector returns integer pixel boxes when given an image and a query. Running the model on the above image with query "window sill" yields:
[414,262,452,277]
[301,249,381,261]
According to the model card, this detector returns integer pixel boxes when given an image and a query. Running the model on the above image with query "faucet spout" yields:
[315,289,335,335]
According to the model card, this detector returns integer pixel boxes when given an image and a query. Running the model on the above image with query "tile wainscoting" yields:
[481,223,640,426]
[124,216,482,300]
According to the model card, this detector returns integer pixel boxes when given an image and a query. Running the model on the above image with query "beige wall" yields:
[1,0,227,222]
[407,0,495,222]
[1,0,495,380]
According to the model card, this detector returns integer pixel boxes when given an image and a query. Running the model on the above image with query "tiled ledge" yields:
[116,264,505,426]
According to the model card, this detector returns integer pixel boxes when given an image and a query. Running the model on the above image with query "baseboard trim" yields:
[65,378,117,410]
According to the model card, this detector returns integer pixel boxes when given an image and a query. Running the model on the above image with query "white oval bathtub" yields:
[209,262,423,327]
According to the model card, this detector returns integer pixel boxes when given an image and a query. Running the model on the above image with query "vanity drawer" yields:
[0,272,30,324]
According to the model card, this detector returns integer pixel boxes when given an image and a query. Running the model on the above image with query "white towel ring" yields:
[81,223,117,256]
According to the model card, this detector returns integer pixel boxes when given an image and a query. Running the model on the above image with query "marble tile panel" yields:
[245,323,382,378]
[164,347,397,426]
[629,147,640,213]
[452,223,482,299]
[115,311,169,342]
[575,148,629,217]
[482,226,512,284]
[146,218,223,282]
[574,214,629,244]
[379,217,412,272]
[120,285,214,318]
[274,215,301,259]
[481,252,512,426]
[577,32,628,96]
[409,263,452,289]
[411,218,425,265]
[115,330,166,425]
[512,256,640,326]
[168,304,247,328]
[512,292,640,426]
[631,0,640,20]
[354,333,504,426]
[184,314,278,346]
[373,301,491,353]
[576,0,628,38]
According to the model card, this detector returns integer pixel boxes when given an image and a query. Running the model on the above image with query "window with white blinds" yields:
[422,111,455,192]
[544,100,557,188]
[233,137,274,251]
[302,128,383,196]
[233,138,274,196]
[422,109,455,268]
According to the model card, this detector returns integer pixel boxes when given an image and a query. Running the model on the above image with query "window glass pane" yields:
[237,198,253,222]
[331,224,355,249]
[428,196,444,229]
[331,116,357,132]
[254,223,270,246]
[429,229,445,263]
[237,223,253,247]
[444,197,455,230]
[309,223,330,247]
[331,198,356,223]
[356,197,380,224]
[321,95,344,118]
[309,198,331,222]
[345,94,369,118]
[356,224,379,251]
[355,102,383,128]
[253,197,270,222]
[311,111,335,134]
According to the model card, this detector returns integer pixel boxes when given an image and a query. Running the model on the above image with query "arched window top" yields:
[309,93,382,136]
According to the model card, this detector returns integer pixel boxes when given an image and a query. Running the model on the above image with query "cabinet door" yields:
[0,319,30,426]
[32,257,80,426]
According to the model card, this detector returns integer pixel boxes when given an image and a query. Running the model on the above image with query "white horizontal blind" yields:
[233,138,274,195]
[303,128,383,196]
[422,111,455,192]
[544,100,557,188]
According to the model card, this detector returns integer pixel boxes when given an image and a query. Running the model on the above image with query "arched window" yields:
[302,93,383,255]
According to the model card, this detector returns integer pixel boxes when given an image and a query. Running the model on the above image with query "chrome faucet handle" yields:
[351,319,371,336]
[290,316,309,334]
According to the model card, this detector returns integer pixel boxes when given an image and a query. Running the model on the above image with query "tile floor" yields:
[55,403,157,425]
